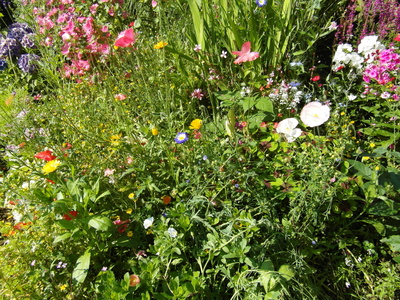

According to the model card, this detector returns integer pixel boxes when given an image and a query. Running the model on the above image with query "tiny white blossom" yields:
[220,50,227,58]
[194,44,202,52]
[143,217,154,229]
[167,227,178,238]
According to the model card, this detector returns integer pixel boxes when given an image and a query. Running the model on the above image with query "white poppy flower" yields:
[276,118,302,142]
[300,102,330,127]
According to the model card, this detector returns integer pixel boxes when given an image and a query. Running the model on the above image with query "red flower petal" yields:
[35,150,56,161]
[63,211,78,221]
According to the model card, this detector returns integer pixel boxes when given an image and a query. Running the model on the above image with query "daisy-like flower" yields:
[174,132,189,144]
[255,0,267,7]
[154,41,168,49]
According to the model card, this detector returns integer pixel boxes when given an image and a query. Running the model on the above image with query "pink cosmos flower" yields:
[114,28,136,48]
[232,42,260,64]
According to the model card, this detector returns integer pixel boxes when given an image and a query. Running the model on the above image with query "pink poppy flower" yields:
[232,42,260,64]
[152,0,158,8]
[300,101,330,127]
[114,28,136,48]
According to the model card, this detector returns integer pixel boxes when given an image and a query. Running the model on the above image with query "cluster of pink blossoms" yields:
[31,0,128,78]
[363,48,400,85]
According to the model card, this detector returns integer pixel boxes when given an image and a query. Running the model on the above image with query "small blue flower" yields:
[202,155,208,160]
[174,132,189,144]
[255,0,267,7]
[289,81,301,87]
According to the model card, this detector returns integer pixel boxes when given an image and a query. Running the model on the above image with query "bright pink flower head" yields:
[232,42,260,64]
[114,28,136,48]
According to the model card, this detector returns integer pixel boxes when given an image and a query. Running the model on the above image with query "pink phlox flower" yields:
[114,28,136,48]
[152,0,158,8]
[90,4,99,14]
[232,41,260,64]
[191,89,204,100]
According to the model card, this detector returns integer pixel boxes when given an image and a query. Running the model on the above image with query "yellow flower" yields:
[370,143,376,148]
[154,41,168,49]
[151,128,159,135]
[59,284,68,291]
[128,193,135,199]
[126,208,133,214]
[42,160,61,175]
[127,231,133,237]
[189,119,203,130]
[110,134,122,146]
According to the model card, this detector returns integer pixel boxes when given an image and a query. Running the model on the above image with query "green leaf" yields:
[381,235,400,252]
[278,264,295,281]
[348,159,372,178]
[368,201,397,216]
[88,216,113,231]
[53,232,71,244]
[359,219,386,235]
[242,97,256,113]
[260,259,274,271]
[72,249,91,285]
[255,97,274,113]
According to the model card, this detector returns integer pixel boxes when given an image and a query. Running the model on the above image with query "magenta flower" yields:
[114,28,136,48]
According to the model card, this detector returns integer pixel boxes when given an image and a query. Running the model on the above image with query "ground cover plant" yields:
[0,0,399,299]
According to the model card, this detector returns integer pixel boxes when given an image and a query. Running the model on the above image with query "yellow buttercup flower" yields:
[154,41,168,49]
[189,119,202,130]
[151,128,159,135]
[126,208,133,214]
[127,231,133,237]
[42,160,61,175]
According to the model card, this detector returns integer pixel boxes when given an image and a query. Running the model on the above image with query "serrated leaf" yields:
[88,216,113,231]
[72,250,91,284]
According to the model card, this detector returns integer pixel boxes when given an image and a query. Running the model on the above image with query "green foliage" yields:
[0,0,399,299]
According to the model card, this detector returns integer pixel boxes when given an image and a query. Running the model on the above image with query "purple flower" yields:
[174,132,189,144]
[21,34,36,49]
[7,23,34,42]
[18,54,40,73]
[0,37,21,58]
[255,0,267,7]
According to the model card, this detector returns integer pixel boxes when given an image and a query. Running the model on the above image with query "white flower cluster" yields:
[268,81,303,109]
[332,35,385,72]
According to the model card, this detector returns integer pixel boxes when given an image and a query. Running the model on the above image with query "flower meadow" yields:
[0,0,400,299]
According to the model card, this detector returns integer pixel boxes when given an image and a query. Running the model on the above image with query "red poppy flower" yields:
[34,150,56,161]
[311,75,320,82]
[394,34,400,42]
[63,211,78,221]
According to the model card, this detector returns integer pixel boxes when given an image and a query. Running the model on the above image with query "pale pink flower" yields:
[104,168,115,176]
[115,93,127,100]
[232,42,260,64]
[151,0,158,8]
[191,89,204,100]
